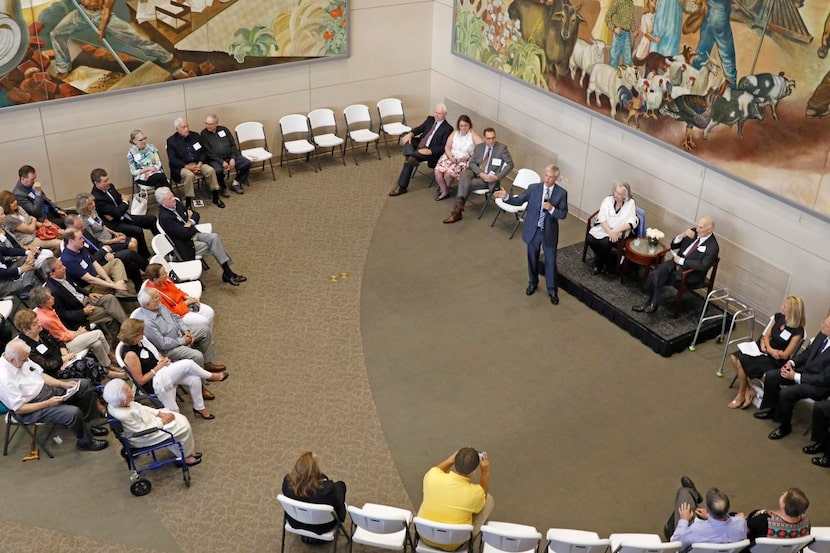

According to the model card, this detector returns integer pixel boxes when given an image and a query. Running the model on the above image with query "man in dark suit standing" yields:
[632,216,719,313]
[443,128,513,224]
[494,164,568,305]
[388,104,453,197]
[89,168,157,259]
[755,315,830,440]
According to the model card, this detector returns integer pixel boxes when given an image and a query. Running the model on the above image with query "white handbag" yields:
[130,191,148,215]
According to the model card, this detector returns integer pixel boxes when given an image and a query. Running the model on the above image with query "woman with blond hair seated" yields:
[0,190,62,254]
[585,182,638,275]
[144,263,214,331]
[728,296,806,409]
[281,451,347,536]
[103,379,202,466]
[119,318,227,420]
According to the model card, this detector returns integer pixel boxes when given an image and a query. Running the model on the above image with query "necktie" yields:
[481,147,492,173]
[822,337,830,354]
[419,121,440,148]
[683,237,700,257]
[538,188,552,229]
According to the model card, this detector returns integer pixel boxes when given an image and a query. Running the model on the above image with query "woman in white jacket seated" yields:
[102,379,202,467]
[585,181,638,275]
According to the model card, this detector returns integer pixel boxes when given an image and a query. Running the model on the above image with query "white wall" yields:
[430,0,830,330]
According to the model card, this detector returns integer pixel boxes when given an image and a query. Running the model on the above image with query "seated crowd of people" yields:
[0,115,251,455]
[278,448,815,551]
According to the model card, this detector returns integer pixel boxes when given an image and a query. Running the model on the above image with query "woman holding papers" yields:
[728,296,806,409]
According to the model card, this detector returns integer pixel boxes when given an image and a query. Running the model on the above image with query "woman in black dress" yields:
[281,451,347,538]
[728,296,805,409]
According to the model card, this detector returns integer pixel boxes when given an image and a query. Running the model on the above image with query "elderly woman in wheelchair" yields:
[103,379,202,467]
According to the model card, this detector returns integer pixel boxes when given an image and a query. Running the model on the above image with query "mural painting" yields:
[452,0,830,217]
[0,0,347,106]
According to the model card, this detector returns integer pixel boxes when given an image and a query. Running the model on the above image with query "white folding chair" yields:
[343,104,381,165]
[0,298,13,320]
[688,541,751,553]
[377,98,411,157]
[309,108,346,167]
[235,121,276,181]
[609,533,682,553]
[752,536,814,553]
[149,243,202,283]
[348,503,413,553]
[482,522,542,553]
[277,494,350,553]
[279,114,319,176]
[491,168,541,239]
[806,528,830,553]
[546,528,610,553]
[413,517,474,553]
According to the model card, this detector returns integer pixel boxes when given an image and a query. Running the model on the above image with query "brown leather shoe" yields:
[204,362,227,373]
[388,186,407,197]
[443,205,464,224]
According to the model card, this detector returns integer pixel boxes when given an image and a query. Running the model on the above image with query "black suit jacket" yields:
[671,231,720,287]
[45,277,90,330]
[158,201,201,261]
[0,246,27,281]
[409,116,453,168]
[91,186,130,224]
[792,333,830,387]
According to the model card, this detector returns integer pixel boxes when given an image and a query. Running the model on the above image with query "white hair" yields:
[137,288,158,307]
[103,379,129,406]
[154,186,173,203]
[4,338,31,361]
[174,117,186,129]
[436,103,447,114]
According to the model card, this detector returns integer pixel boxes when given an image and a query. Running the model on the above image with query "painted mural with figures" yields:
[452,0,830,218]
[0,0,347,106]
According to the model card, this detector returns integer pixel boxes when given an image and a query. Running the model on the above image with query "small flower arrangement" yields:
[646,228,664,247]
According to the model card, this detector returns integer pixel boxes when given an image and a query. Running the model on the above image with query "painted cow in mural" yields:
[736,71,796,121]
[569,38,607,87]
[508,0,587,90]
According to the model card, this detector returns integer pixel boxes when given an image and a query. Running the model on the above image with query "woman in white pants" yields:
[118,319,227,420]
[144,263,214,331]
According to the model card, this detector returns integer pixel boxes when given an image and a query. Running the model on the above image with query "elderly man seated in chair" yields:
[134,288,227,373]
[0,339,109,452]
[666,477,747,548]
[154,187,247,286]
[632,216,719,314]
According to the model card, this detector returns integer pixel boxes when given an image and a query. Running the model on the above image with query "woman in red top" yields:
[144,263,214,331]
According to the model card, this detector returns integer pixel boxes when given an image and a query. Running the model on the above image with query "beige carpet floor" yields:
[0,151,827,552]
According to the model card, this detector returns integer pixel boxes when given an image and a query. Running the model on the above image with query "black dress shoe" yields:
[222,274,240,286]
[90,426,109,437]
[803,442,825,455]
[768,426,791,440]
[192,408,215,420]
[212,198,226,208]
[644,303,658,313]
[632,303,647,312]
[232,274,247,283]
[680,475,702,503]
[550,294,559,305]
[812,456,830,467]
[76,439,109,451]
[525,285,536,296]
[388,186,407,197]
[754,409,775,419]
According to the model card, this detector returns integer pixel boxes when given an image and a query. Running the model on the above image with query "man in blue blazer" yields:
[494,164,568,305]
[756,315,830,440]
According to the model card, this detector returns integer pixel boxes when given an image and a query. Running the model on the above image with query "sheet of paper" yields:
[738,341,762,357]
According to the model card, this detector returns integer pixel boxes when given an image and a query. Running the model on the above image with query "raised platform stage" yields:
[558,243,724,357]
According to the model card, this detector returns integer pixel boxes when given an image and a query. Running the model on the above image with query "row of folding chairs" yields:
[276,494,829,553]
[277,98,413,174]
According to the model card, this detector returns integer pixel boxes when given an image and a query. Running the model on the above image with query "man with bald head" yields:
[388,103,453,197]
[633,216,719,313]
